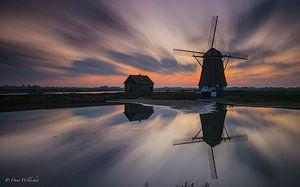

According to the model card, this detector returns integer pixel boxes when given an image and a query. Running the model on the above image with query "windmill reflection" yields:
[173,104,247,179]
[123,103,154,122]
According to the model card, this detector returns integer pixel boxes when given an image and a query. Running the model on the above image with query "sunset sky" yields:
[0,0,299,87]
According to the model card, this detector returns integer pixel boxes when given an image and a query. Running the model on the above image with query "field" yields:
[1,89,299,112]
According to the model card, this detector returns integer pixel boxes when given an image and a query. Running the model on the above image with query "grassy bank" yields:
[0,93,123,112]
[0,90,299,112]
[216,90,300,109]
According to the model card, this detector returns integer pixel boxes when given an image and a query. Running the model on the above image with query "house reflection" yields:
[173,104,247,179]
[123,103,154,122]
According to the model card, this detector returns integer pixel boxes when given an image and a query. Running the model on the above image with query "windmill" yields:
[173,104,247,179]
[173,16,248,97]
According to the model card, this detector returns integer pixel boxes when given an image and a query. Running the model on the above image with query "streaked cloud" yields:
[0,0,299,86]
[65,58,125,76]
[109,51,196,74]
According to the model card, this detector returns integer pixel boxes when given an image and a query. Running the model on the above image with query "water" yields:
[0,103,299,187]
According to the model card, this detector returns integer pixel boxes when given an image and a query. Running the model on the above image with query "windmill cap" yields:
[204,48,223,58]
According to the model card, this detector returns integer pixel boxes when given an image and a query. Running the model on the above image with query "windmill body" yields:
[199,48,227,93]
[173,16,248,97]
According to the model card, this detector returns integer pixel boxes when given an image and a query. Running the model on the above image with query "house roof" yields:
[124,75,154,85]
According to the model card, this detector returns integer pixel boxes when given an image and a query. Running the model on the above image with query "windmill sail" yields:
[208,16,218,48]
[222,50,248,60]
[208,147,218,179]
[225,134,248,142]
[173,137,204,145]
[173,48,205,57]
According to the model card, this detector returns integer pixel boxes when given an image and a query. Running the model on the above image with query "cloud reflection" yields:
[0,104,300,186]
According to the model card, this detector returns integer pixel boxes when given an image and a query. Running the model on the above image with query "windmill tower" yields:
[173,16,248,97]
[173,104,247,179]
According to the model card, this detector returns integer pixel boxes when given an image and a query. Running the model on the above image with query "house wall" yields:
[125,84,153,93]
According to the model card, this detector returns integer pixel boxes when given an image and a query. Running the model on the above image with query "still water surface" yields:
[0,103,299,187]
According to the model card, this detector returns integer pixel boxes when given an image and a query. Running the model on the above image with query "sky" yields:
[0,0,299,87]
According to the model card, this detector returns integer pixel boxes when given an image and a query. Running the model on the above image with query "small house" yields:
[124,74,154,93]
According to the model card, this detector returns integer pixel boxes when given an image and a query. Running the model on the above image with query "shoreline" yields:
[0,92,299,113]
[198,99,300,110]
[116,99,300,111]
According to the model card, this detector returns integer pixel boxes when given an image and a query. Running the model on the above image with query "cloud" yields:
[0,0,299,86]
[229,0,276,49]
[0,41,63,84]
[0,0,154,58]
[64,58,125,76]
[0,0,151,85]
[0,41,124,85]
[221,0,300,86]
[109,51,197,74]
[232,0,300,50]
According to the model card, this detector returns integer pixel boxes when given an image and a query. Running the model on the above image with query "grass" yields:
[1,90,299,112]
[220,90,300,104]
